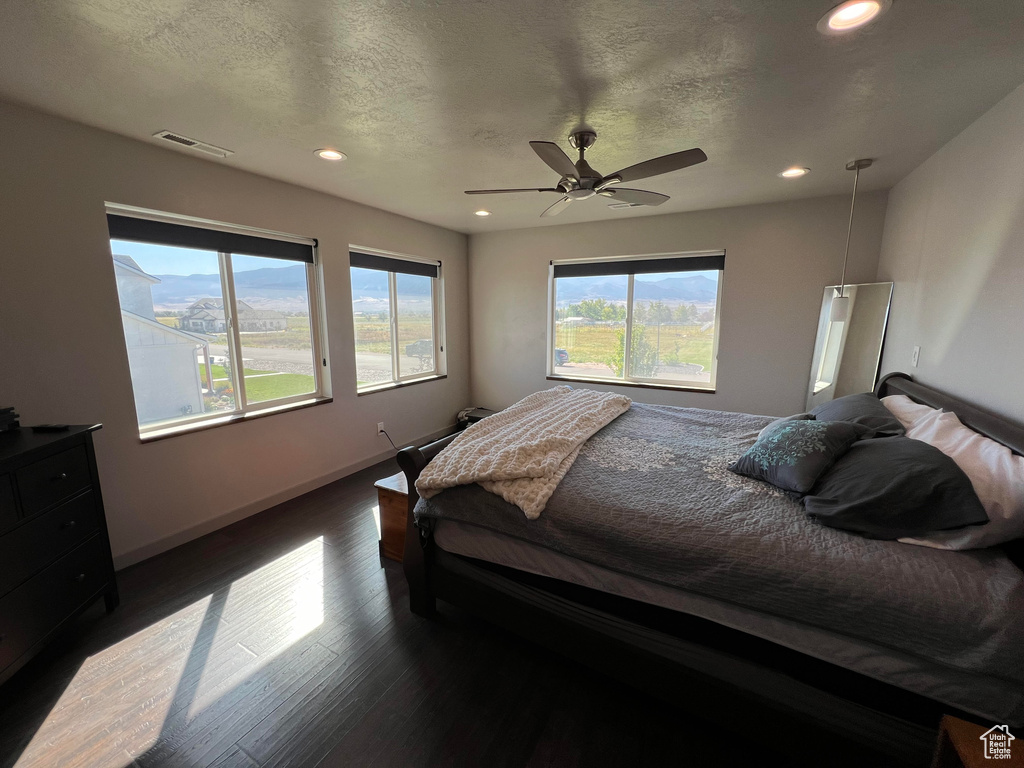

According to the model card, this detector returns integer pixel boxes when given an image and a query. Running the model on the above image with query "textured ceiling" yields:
[2,0,1024,233]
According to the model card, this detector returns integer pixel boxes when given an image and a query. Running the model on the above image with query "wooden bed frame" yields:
[395,373,1024,766]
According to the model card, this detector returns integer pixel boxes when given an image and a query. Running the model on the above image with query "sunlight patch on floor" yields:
[187,536,324,716]
[14,537,324,768]
[14,596,212,768]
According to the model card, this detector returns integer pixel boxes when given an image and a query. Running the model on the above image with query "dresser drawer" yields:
[16,445,92,517]
[0,535,109,673]
[0,492,100,595]
[0,474,16,533]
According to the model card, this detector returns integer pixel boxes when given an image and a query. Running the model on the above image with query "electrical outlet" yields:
[377,422,385,435]
[912,345,921,367]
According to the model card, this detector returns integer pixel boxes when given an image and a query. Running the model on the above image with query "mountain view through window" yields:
[552,267,720,389]
[111,238,320,430]
[351,262,438,390]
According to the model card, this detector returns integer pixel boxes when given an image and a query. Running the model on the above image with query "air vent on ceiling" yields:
[152,130,233,158]
[607,202,645,210]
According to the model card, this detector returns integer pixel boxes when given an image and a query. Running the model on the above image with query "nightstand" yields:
[374,471,407,563]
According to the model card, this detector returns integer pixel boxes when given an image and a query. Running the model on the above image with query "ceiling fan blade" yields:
[599,188,671,206]
[465,188,562,194]
[605,148,707,184]
[540,196,573,218]
[530,141,580,180]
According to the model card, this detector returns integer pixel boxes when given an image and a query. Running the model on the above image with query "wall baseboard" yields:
[112,425,456,570]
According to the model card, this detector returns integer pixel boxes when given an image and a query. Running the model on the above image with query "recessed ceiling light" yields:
[474,210,491,217]
[779,167,811,178]
[315,148,346,161]
[817,0,891,34]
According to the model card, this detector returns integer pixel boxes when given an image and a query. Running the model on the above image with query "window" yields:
[549,252,724,391]
[106,206,328,437]
[350,249,444,392]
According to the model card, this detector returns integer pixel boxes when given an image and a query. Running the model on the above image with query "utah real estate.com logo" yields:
[980,725,1015,760]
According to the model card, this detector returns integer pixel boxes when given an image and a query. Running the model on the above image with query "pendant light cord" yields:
[838,163,860,297]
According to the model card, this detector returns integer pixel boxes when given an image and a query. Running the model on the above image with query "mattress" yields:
[432,518,1016,724]
[416,403,1024,725]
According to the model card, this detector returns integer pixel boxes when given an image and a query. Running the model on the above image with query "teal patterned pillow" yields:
[730,420,869,495]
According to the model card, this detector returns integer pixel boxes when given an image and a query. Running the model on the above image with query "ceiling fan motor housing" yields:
[575,158,602,184]
[568,131,602,186]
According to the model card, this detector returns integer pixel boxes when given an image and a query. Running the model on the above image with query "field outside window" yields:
[551,254,723,390]
[350,252,442,391]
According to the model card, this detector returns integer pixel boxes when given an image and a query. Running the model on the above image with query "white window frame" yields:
[350,245,446,394]
[547,251,724,392]
[106,203,330,440]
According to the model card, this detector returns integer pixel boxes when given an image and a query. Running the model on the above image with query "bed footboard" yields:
[396,432,459,616]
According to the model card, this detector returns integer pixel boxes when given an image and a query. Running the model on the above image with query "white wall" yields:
[468,192,888,417]
[877,83,1024,423]
[0,101,469,567]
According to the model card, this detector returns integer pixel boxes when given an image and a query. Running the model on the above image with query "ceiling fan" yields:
[465,129,707,217]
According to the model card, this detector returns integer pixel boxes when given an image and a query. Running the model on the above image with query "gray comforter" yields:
[416,403,1024,722]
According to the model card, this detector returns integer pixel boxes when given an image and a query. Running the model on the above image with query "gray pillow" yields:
[730,420,869,495]
[811,393,905,437]
[803,437,989,539]
[758,413,814,440]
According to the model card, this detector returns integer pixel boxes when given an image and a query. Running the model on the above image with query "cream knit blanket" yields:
[416,386,632,519]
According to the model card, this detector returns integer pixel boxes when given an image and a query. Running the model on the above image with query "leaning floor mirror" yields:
[806,282,894,411]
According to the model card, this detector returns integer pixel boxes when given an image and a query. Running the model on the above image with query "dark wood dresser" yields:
[0,425,118,686]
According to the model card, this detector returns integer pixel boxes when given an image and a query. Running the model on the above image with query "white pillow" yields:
[880,394,938,432]
[898,409,1024,550]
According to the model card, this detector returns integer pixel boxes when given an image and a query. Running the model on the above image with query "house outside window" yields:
[548,251,724,391]
[349,249,445,392]
[107,205,329,437]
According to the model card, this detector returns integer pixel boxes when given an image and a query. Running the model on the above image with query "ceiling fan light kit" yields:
[465,129,707,218]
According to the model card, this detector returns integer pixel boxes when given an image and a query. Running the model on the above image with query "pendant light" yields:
[831,158,873,322]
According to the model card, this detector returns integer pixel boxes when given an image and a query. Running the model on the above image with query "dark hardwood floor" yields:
[0,459,813,768]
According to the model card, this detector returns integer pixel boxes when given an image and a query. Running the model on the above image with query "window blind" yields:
[107,214,315,263]
[350,251,440,279]
[552,253,724,279]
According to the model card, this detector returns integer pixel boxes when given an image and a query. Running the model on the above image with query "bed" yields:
[395,373,1024,765]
